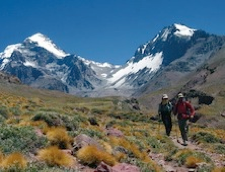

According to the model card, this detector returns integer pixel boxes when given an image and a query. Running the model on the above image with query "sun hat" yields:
[162,94,168,99]
[177,93,184,98]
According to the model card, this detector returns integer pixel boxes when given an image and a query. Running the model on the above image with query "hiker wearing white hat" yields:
[158,94,173,136]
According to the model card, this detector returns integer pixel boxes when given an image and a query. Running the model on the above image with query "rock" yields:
[94,162,113,172]
[164,165,176,172]
[114,146,128,154]
[34,128,44,137]
[88,117,99,126]
[73,134,103,152]
[188,169,195,172]
[112,163,141,172]
[221,112,225,118]
[105,127,124,137]
[61,149,73,155]
[95,162,141,172]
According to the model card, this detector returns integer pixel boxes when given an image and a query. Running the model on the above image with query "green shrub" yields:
[192,131,221,143]
[80,128,104,139]
[108,112,150,123]
[9,106,21,116]
[173,149,212,166]
[0,124,47,154]
[32,112,86,130]
[32,112,63,127]
[0,105,9,119]
[91,108,107,115]
[213,143,225,154]
[145,137,161,153]
[122,157,156,172]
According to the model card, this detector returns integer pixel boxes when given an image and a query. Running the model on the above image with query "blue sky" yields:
[0,0,225,65]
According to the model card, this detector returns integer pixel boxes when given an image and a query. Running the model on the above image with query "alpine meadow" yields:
[0,23,225,172]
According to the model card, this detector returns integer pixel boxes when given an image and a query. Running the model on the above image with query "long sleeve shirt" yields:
[174,100,195,120]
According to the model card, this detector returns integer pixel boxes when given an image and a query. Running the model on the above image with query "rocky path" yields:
[149,135,225,172]
[172,137,225,168]
[149,150,189,172]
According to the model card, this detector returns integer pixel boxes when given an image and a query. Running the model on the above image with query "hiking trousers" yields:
[178,119,189,142]
[162,116,172,136]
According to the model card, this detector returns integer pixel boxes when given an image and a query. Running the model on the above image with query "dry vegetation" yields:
[0,82,224,171]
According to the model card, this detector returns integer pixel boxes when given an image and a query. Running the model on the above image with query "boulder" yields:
[73,134,103,152]
[112,163,141,172]
[105,127,124,137]
[95,162,141,172]
[221,112,225,118]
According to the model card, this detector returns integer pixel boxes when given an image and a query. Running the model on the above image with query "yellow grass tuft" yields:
[76,145,117,166]
[212,167,225,172]
[109,136,143,159]
[38,146,74,167]
[173,149,192,159]
[0,152,27,170]
[99,140,113,154]
[185,156,203,168]
[46,127,72,149]
[0,152,4,163]
[114,152,127,161]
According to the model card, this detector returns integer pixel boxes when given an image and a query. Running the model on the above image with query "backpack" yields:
[159,102,172,115]
[182,101,195,119]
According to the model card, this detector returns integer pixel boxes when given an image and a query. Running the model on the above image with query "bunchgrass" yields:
[38,146,74,167]
[76,145,117,167]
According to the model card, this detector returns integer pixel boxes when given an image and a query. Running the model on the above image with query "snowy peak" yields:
[159,23,196,42]
[173,23,196,37]
[107,52,163,87]
[26,33,69,58]
[0,44,22,59]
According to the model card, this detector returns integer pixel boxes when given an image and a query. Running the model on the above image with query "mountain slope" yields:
[134,25,225,96]
[0,33,117,95]
[0,24,225,98]
[103,24,225,95]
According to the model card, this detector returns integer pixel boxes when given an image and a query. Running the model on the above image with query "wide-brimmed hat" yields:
[162,94,168,99]
[177,93,184,98]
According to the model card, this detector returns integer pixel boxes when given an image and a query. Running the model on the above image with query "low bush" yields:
[38,146,74,167]
[192,131,221,143]
[0,152,27,171]
[32,112,64,127]
[122,157,161,172]
[108,112,150,123]
[185,155,203,168]
[0,105,9,119]
[32,112,85,130]
[0,124,47,154]
[212,143,225,154]
[76,145,117,167]
[173,149,212,167]
[9,106,21,116]
[212,167,225,172]
[80,128,104,139]
[46,127,72,149]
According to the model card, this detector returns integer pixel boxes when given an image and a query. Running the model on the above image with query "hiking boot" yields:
[182,141,188,146]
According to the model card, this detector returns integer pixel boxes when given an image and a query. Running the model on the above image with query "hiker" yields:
[158,94,173,136]
[173,93,195,146]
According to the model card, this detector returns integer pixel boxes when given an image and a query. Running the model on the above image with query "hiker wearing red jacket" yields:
[174,93,195,146]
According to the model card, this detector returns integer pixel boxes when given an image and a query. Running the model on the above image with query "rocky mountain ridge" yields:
[1,23,225,97]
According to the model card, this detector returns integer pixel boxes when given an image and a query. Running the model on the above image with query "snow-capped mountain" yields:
[105,23,223,92]
[0,24,225,97]
[0,33,118,95]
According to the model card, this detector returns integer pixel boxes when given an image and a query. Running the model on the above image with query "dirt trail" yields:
[149,150,190,172]
[149,135,225,172]
[171,137,225,168]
